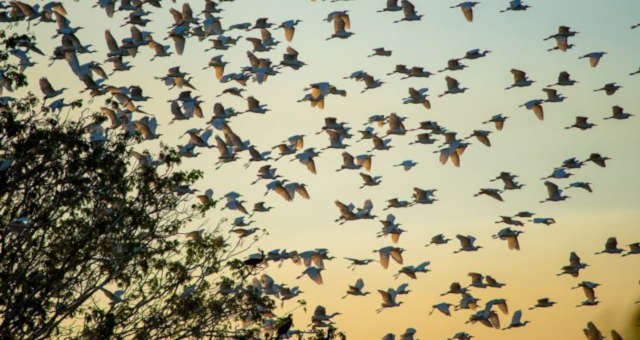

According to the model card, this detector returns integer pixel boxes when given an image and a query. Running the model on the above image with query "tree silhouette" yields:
[0,33,343,340]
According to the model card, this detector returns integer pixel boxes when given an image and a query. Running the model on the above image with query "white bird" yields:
[326,12,353,40]
[376,288,403,313]
[394,0,422,23]
[500,0,530,12]
[296,266,324,285]
[454,234,482,253]
[519,99,544,120]
[430,303,453,316]
[451,2,480,22]
[439,76,468,97]
[342,278,370,298]
[540,181,569,203]
[604,105,633,120]
[579,52,607,67]
[503,310,530,329]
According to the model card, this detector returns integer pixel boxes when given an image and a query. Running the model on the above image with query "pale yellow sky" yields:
[9,0,640,338]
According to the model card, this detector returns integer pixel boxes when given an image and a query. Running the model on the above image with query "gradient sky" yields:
[10,0,640,338]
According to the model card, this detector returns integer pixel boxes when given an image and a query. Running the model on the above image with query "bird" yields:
[474,188,503,202]
[243,96,269,114]
[38,77,66,103]
[519,99,544,120]
[585,153,610,167]
[439,59,467,72]
[451,2,479,22]
[100,288,125,305]
[326,12,353,40]
[548,71,578,87]
[542,88,566,102]
[565,181,593,193]
[594,237,623,254]
[506,69,535,89]
[376,288,403,313]
[580,52,607,67]
[426,234,450,247]
[573,281,600,306]
[439,76,468,97]
[394,160,417,171]
[344,257,375,270]
[540,181,569,203]
[604,105,633,120]
[594,82,621,96]
[449,332,473,340]
[342,278,369,298]
[622,243,640,256]
[430,303,453,316]
[565,116,597,130]
[296,266,324,285]
[441,282,468,296]
[359,172,382,189]
[544,25,578,40]
[393,261,430,279]
[454,234,482,253]
[492,227,522,250]
[378,0,403,12]
[464,130,491,147]
[531,217,556,225]
[403,87,431,109]
[311,305,340,326]
[394,0,422,23]
[546,35,574,52]
[482,114,508,131]
[583,321,604,340]
[503,310,530,329]
[462,48,490,59]
[368,47,392,57]
[278,19,301,42]
[557,251,588,277]
[529,298,556,310]
[500,0,530,12]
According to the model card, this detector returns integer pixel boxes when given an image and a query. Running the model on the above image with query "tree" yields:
[0,33,342,340]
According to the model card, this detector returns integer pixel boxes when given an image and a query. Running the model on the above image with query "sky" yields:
[8,0,640,338]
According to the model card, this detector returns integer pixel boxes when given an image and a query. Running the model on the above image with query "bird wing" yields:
[532,103,544,120]
[511,69,525,83]
[545,181,559,198]
[378,252,390,269]
[461,6,473,22]
[477,134,491,147]
[341,152,355,166]
[605,237,617,251]
[446,76,458,90]
[296,185,310,199]
[390,248,403,264]
[378,289,391,303]
[333,16,346,33]
[507,235,520,250]
[583,286,596,301]
[310,270,323,284]
[169,8,183,24]
[39,77,54,95]
[403,0,416,17]
[104,30,119,53]
[260,28,273,43]
[340,13,351,29]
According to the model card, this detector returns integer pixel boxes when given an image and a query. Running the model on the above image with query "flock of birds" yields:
[1,0,639,339]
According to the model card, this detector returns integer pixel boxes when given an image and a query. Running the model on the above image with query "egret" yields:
[580,52,607,67]
[451,2,479,22]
